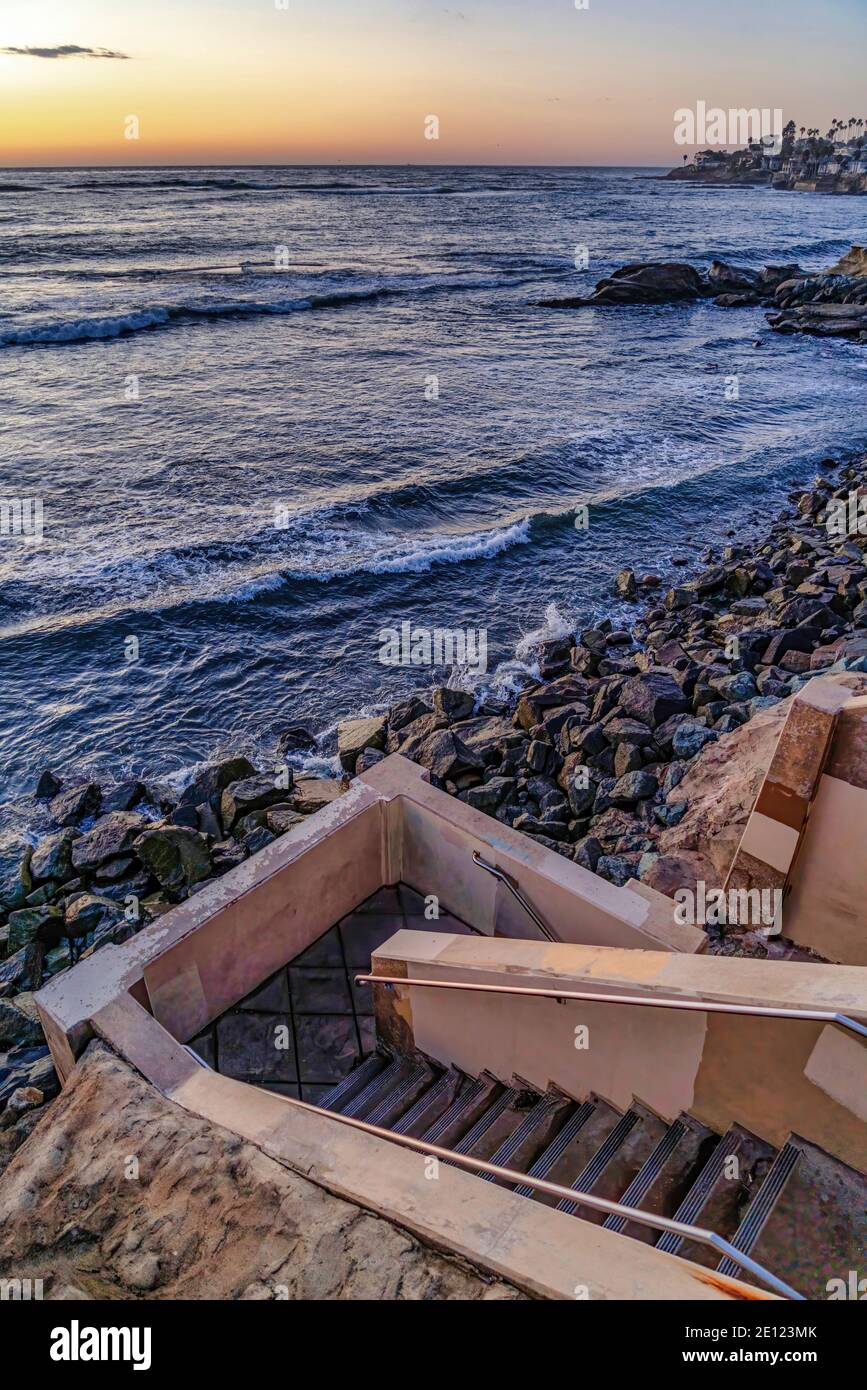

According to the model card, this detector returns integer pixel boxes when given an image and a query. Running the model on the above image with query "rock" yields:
[614,568,637,599]
[707,260,761,294]
[211,840,247,872]
[355,748,386,775]
[276,725,317,756]
[0,999,44,1049]
[29,829,79,884]
[337,716,388,774]
[671,723,718,759]
[543,261,707,307]
[462,778,514,813]
[619,671,690,727]
[64,894,122,941]
[537,637,573,678]
[133,827,213,892]
[0,943,44,999]
[609,770,658,805]
[265,805,306,836]
[101,780,150,814]
[70,812,150,873]
[34,769,62,799]
[221,776,290,831]
[178,757,257,809]
[603,716,655,747]
[7,906,63,953]
[387,696,431,732]
[613,742,645,778]
[241,828,276,856]
[293,778,345,814]
[714,671,757,702]
[642,851,716,901]
[572,836,603,871]
[399,727,483,783]
[595,855,634,886]
[1,1086,44,1124]
[48,782,101,827]
[450,716,527,765]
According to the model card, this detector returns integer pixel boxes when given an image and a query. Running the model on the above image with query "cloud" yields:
[1,44,130,60]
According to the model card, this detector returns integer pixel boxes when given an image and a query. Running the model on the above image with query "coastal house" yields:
[34,677,867,1303]
[693,149,727,171]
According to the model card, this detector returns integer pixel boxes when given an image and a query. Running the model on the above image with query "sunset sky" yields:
[1,0,865,166]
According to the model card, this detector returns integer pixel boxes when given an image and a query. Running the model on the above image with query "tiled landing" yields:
[189,884,475,1103]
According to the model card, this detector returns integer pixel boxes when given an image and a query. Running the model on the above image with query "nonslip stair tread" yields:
[657,1124,777,1267]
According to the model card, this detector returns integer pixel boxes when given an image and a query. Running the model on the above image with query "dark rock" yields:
[337,716,388,773]
[595,855,634,886]
[133,827,213,892]
[241,828,276,856]
[34,769,62,800]
[65,894,122,941]
[399,728,484,783]
[355,747,386,776]
[276,725,317,756]
[71,812,150,873]
[48,782,102,827]
[221,776,290,830]
[614,568,637,599]
[178,757,256,809]
[609,770,658,805]
[102,781,150,814]
[619,671,690,727]
[671,723,719,759]
[7,906,63,953]
[29,829,79,885]
[432,687,476,722]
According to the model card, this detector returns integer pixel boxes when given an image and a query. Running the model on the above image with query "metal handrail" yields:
[264,1084,801,1300]
[472,851,561,942]
[357,972,867,1041]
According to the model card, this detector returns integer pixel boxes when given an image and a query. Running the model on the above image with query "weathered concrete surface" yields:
[0,1042,523,1301]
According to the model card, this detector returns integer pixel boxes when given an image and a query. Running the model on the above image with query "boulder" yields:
[398,728,483,783]
[101,781,150,814]
[29,829,78,884]
[178,757,256,809]
[614,568,637,599]
[293,777,345,815]
[220,777,290,831]
[7,906,63,953]
[609,770,658,805]
[432,686,476,722]
[671,723,719,759]
[619,671,690,727]
[71,812,150,873]
[133,827,213,892]
[0,998,44,1049]
[542,261,708,307]
[34,769,62,799]
[48,783,102,827]
[276,725,317,756]
[64,894,122,941]
[337,716,388,773]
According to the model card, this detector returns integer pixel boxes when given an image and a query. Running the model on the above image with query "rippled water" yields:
[0,165,865,848]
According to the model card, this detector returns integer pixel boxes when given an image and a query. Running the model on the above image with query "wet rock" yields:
[102,781,150,814]
[266,804,306,836]
[276,725,317,756]
[65,894,123,941]
[34,769,63,800]
[133,826,213,892]
[178,757,256,809]
[0,943,44,999]
[337,716,387,773]
[432,687,476,722]
[543,261,707,307]
[241,827,276,856]
[614,567,637,599]
[48,783,102,828]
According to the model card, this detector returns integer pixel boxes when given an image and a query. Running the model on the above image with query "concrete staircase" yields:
[319,1048,867,1299]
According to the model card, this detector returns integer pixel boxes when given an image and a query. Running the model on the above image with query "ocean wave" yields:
[0,270,539,347]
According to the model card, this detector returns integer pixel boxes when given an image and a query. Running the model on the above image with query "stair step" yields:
[567,1103,670,1225]
[392,1068,465,1138]
[317,1052,386,1114]
[420,1072,500,1148]
[523,1098,623,1207]
[657,1124,777,1268]
[364,1060,439,1129]
[719,1137,867,1299]
[603,1115,718,1242]
[452,1086,522,1158]
[481,1091,575,1183]
[340,1055,410,1120]
[557,1107,643,1216]
[514,1101,596,1196]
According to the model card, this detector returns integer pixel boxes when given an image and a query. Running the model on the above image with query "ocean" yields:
[0,164,865,859]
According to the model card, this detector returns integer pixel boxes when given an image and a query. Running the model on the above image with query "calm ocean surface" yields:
[1,165,866,854]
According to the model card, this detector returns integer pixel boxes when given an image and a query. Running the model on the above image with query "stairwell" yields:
[317,1047,867,1300]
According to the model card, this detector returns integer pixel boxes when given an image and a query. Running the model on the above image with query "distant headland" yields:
[666,117,867,193]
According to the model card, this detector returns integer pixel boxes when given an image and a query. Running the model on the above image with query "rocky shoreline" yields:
[540,244,867,343]
[3,449,867,1164]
